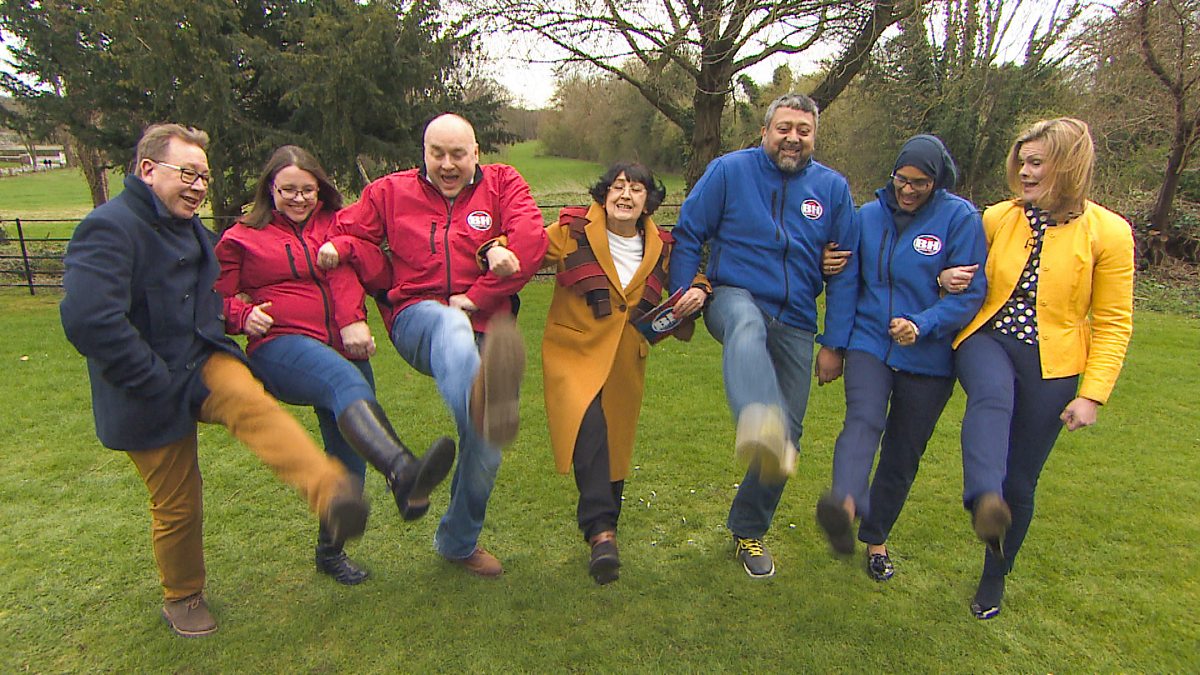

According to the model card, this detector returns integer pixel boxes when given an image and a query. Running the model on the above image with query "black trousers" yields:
[573,393,625,542]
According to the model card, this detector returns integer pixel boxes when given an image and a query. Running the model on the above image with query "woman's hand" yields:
[888,317,919,345]
[674,287,708,317]
[244,302,274,338]
[340,321,376,359]
[1060,397,1099,431]
[815,346,844,385]
[822,242,851,276]
[317,242,340,270]
[938,264,978,294]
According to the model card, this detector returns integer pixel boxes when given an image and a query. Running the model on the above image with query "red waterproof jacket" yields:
[215,206,369,358]
[330,164,549,332]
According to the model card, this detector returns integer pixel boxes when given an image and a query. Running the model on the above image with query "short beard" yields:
[771,149,809,174]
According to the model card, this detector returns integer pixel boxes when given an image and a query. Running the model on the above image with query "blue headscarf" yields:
[893,134,958,191]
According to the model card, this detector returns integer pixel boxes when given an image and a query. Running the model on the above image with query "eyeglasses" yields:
[154,161,211,187]
[891,173,933,191]
[608,181,647,195]
[274,185,319,201]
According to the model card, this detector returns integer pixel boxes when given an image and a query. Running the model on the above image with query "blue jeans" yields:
[390,301,502,560]
[249,334,375,481]
[704,286,815,539]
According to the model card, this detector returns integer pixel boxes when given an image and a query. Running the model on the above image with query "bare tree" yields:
[475,0,923,187]
[1135,0,1200,229]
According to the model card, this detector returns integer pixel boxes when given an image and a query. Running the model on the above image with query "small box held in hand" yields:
[632,288,687,345]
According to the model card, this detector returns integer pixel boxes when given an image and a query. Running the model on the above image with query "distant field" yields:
[0,141,686,237]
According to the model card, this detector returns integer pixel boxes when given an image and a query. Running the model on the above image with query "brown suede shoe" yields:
[162,592,217,638]
[470,315,525,447]
[447,547,504,578]
[972,492,1012,555]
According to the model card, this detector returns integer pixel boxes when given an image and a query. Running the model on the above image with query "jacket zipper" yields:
[882,219,898,363]
[429,220,437,254]
[289,223,336,346]
[285,244,300,279]
[773,182,791,321]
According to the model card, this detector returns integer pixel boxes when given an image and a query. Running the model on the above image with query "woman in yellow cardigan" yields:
[542,163,709,584]
[944,118,1134,619]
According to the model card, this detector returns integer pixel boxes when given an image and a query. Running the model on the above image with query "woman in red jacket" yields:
[216,145,455,585]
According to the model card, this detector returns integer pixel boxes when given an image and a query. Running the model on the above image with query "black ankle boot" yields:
[316,524,369,586]
[337,400,457,521]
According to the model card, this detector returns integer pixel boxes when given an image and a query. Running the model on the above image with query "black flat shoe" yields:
[866,550,894,582]
[971,575,1005,620]
[816,492,855,555]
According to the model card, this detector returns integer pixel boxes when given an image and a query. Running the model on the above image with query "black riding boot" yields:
[337,399,456,521]
[315,522,369,585]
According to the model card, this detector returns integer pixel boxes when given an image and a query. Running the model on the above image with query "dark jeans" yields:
[828,351,954,546]
[573,394,625,541]
[955,330,1078,577]
[251,334,376,481]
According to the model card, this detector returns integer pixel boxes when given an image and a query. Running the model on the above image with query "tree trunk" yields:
[69,135,110,207]
[685,63,733,190]
[1149,112,1192,228]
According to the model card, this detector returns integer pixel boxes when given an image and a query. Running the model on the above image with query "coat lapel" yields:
[583,203,625,298]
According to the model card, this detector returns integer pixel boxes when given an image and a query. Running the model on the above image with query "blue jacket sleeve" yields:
[905,206,988,341]
[668,160,725,293]
[60,216,172,397]
[818,182,859,349]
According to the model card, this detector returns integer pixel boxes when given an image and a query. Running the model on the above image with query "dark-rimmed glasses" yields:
[154,161,211,187]
[274,185,319,201]
[891,173,933,191]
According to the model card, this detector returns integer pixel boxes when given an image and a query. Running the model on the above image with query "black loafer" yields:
[816,492,855,555]
[866,550,894,582]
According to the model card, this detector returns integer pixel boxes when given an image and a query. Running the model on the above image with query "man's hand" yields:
[317,242,340,270]
[938,264,978,294]
[815,346,844,385]
[674,287,708,317]
[822,242,851,276]
[340,320,376,359]
[449,294,478,314]
[486,245,520,278]
[1061,397,1099,431]
[245,302,274,338]
[888,317,919,345]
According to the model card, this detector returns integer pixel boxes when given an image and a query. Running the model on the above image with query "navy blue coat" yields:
[61,174,243,451]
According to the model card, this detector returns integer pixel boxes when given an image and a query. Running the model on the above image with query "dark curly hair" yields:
[588,162,667,227]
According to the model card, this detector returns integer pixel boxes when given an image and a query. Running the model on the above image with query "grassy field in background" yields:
[1,283,1198,671]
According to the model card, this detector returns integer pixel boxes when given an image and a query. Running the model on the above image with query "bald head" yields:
[424,114,479,198]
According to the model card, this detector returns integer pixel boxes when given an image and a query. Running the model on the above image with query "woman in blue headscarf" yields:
[815,135,991,581]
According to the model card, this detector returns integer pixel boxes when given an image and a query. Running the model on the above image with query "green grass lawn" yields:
[1,284,1197,671]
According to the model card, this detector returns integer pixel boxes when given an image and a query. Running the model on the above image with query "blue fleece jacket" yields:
[848,185,987,377]
[668,147,859,347]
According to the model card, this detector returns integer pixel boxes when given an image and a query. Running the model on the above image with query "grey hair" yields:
[762,93,820,129]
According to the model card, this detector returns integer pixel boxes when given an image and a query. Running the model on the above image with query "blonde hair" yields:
[1006,117,1093,216]
[135,123,210,165]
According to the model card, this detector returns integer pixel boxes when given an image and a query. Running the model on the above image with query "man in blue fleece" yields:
[668,93,860,578]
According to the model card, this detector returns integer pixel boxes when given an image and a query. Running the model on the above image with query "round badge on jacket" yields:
[467,210,494,231]
[801,199,824,220]
[912,234,943,255]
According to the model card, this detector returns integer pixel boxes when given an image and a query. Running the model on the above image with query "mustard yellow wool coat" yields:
[542,204,704,480]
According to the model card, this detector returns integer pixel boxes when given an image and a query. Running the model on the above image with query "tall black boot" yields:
[337,400,456,521]
[315,522,369,586]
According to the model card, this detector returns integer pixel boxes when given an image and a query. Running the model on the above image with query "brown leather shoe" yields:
[470,315,525,447]
[972,492,1012,555]
[162,592,217,638]
[447,547,503,578]
[588,531,620,585]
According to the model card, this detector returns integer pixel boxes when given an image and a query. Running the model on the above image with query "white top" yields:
[606,230,644,292]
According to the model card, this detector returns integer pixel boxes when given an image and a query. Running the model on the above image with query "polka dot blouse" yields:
[990,204,1059,345]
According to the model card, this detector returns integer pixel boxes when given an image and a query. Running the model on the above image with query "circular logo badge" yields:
[912,234,943,256]
[466,210,493,231]
[801,199,824,220]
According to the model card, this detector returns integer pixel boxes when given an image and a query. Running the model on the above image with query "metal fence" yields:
[0,203,682,295]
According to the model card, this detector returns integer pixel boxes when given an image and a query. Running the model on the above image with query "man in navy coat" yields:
[61,123,369,637]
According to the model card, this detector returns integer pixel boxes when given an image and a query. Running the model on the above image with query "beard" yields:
[770,145,810,174]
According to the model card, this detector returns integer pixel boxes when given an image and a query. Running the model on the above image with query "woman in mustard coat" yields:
[542,163,709,584]
[942,118,1134,619]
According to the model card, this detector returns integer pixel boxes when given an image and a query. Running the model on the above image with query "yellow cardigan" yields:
[954,200,1134,404]
[541,203,707,480]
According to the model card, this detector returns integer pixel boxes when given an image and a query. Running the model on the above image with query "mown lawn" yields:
[1,284,1197,672]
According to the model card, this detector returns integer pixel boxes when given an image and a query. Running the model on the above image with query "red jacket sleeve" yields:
[214,234,253,336]
[463,166,549,313]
